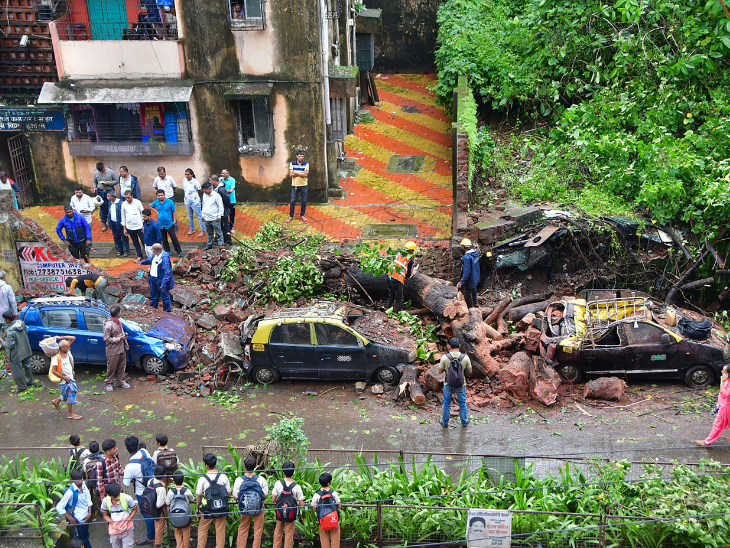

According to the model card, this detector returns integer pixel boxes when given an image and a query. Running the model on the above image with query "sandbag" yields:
[583,377,626,401]
[40,337,59,357]
[678,317,711,341]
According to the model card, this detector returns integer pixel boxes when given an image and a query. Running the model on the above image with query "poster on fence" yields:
[466,508,512,548]
[16,242,88,292]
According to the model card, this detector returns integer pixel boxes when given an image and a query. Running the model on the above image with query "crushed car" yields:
[241,301,417,384]
[540,289,730,388]
[22,296,195,375]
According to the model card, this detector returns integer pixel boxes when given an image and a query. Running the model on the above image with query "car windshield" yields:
[121,319,143,333]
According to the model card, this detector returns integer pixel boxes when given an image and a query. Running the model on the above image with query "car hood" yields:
[122,313,195,345]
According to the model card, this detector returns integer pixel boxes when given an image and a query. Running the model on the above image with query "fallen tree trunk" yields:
[500,293,547,322]
[348,268,503,379]
[508,298,557,323]
[529,356,561,406]
[423,363,445,392]
[391,365,426,405]
[498,352,531,398]
[485,297,511,326]
[584,377,626,401]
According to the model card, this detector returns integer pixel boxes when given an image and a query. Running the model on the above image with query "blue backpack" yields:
[64,484,79,517]
[237,475,265,516]
[130,449,156,486]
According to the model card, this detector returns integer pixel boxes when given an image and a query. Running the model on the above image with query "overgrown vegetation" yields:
[3,450,730,547]
[387,308,439,361]
[436,0,730,234]
[221,223,325,303]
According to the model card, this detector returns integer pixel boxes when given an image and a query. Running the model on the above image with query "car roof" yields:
[264,301,347,321]
[28,295,108,309]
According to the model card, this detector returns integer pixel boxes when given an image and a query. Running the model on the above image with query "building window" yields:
[356,33,374,71]
[55,0,179,41]
[233,98,274,156]
[228,0,266,30]
[66,102,194,156]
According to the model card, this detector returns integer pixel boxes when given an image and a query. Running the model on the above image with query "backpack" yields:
[63,484,79,518]
[445,353,465,388]
[139,480,163,518]
[275,480,299,522]
[316,489,339,531]
[168,487,192,528]
[237,475,265,516]
[130,450,156,486]
[156,448,178,476]
[84,454,106,493]
[69,448,86,473]
[202,473,229,518]
[678,317,712,341]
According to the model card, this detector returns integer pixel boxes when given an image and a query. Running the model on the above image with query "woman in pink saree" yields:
[696,366,730,446]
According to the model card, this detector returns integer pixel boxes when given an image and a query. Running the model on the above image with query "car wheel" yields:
[684,365,715,389]
[557,364,584,384]
[142,355,170,376]
[375,366,399,385]
[253,366,280,385]
[30,351,50,374]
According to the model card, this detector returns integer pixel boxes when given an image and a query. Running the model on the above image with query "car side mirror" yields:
[661,333,672,344]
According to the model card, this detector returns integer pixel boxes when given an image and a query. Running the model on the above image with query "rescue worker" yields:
[387,241,418,313]
[455,238,481,309]
[65,272,112,305]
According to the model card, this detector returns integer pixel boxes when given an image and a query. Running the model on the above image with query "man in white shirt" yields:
[70,186,97,252]
[196,453,231,548]
[153,166,176,199]
[201,182,224,250]
[107,192,129,257]
[56,469,93,548]
[122,435,156,544]
[120,190,145,262]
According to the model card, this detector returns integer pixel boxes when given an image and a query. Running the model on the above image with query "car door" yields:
[268,322,318,379]
[621,322,682,379]
[38,308,86,361]
[314,322,368,380]
[579,326,627,375]
[80,310,110,364]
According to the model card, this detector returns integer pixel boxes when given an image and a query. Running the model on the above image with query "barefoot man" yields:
[50,335,82,420]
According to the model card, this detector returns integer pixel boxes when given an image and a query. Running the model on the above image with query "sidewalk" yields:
[22,74,452,275]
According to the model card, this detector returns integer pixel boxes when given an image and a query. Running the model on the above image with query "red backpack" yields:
[316,489,339,531]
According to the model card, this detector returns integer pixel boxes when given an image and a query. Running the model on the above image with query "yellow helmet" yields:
[460,238,472,247]
[404,241,418,251]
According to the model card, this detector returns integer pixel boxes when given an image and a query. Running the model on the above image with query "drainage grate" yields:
[89,246,113,256]
[361,224,417,239]
[386,155,425,174]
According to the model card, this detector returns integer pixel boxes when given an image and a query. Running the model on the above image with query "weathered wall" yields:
[0,192,23,290]
[26,132,78,204]
[361,0,439,72]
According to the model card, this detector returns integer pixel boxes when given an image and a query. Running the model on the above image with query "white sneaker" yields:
[120,382,131,389]
[105,385,113,392]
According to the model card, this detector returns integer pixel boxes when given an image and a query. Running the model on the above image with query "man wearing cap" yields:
[456,238,481,309]
[387,241,418,313]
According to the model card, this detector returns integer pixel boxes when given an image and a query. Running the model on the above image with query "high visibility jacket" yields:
[389,252,412,285]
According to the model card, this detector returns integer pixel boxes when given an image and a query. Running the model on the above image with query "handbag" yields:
[48,355,62,383]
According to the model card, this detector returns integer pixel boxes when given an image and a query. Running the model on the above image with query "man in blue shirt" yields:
[150,189,182,258]
[56,205,92,262]
[55,469,93,548]
[142,208,163,259]
[221,168,237,234]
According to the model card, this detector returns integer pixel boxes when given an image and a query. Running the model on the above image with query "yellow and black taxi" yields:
[241,302,416,384]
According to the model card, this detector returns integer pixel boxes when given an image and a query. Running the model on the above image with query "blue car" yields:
[20,296,195,376]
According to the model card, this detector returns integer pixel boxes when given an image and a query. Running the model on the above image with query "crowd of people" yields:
[52,152,311,264]
[57,434,342,548]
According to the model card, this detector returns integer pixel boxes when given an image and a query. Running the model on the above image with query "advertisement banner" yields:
[466,509,512,548]
[16,242,88,292]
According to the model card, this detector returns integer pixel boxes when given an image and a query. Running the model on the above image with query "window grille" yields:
[66,102,193,156]
[54,0,179,41]
[356,33,374,71]
[234,98,274,156]
[227,0,266,31]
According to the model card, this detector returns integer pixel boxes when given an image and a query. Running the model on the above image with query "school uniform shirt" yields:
[150,199,176,229]
[153,175,177,199]
[100,494,137,532]
[232,474,269,500]
[165,485,194,506]
[55,482,93,521]
[195,471,231,497]
[147,478,167,509]
[183,179,201,205]
[121,199,144,230]
[311,489,341,508]
[272,479,304,502]
[70,447,91,466]
[122,448,153,497]
[70,193,96,225]
[289,160,309,187]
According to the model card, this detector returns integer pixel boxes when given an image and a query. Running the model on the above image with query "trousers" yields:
[173,524,191,548]
[204,220,224,247]
[273,520,296,548]
[73,522,91,548]
[96,189,109,224]
[160,225,182,256]
[460,286,478,309]
[442,384,468,427]
[185,202,204,231]
[9,356,33,392]
[149,276,172,312]
[319,526,341,548]
[197,516,226,548]
[705,404,730,445]
[127,229,144,259]
[236,511,264,548]
[104,352,126,387]
[289,185,307,217]
[386,277,405,312]
[110,220,129,255]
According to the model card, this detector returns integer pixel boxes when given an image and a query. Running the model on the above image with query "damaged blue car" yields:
[21,296,195,375]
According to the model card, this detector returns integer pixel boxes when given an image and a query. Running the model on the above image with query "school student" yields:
[195,453,231,548]
[100,482,138,548]
[272,461,305,548]
[69,434,91,471]
[311,472,342,548]
[56,469,93,548]
[232,456,268,548]
[166,472,194,548]
[148,465,168,548]
[152,433,178,486]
